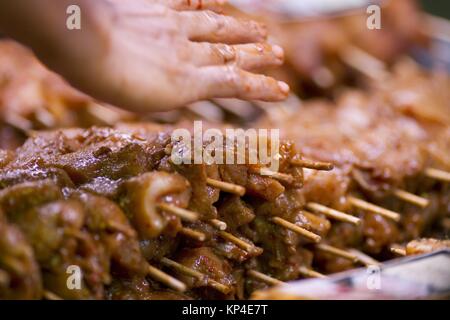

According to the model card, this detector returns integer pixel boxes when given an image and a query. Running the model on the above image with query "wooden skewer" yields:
[311,66,335,89]
[160,258,202,280]
[390,245,407,256]
[256,167,295,184]
[393,189,429,208]
[106,220,135,237]
[425,168,450,183]
[157,203,199,222]
[315,244,358,263]
[160,258,231,294]
[43,290,63,300]
[348,196,401,222]
[290,158,334,171]
[208,219,227,231]
[219,231,262,254]
[247,270,284,286]
[179,227,206,241]
[348,249,381,266]
[147,264,187,292]
[298,266,326,279]
[271,217,321,243]
[306,202,361,225]
[339,45,389,81]
[206,178,246,196]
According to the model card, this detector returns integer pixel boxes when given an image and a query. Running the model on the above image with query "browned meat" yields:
[405,238,450,255]
[175,247,235,298]
[0,210,42,299]
[107,277,191,300]
[120,171,190,239]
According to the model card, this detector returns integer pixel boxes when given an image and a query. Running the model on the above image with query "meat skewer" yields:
[147,264,187,292]
[306,202,360,225]
[247,270,284,287]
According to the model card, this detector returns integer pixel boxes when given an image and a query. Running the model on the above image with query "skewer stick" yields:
[271,217,321,243]
[208,219,227,231]
[157,203,199,222]
[43,290,63,300]
[247,270,284,286]
[256,167,295,184]
[390,245,407,256]
[348,196,401,222]
[160,258,231,294]
[147,264,186,292]
[306,202,361,225]
[219,231,261,254]
[315,244,359,263]
[206,178,246,196]
[106,221,135,237]
[339,45,389,81]
[290,158,334,171]
[425,168,450,183]
[160,258,202,280]
[348,249,381,266]
[393,189,429,208]
[179,227,206,241]
[298,266,326,279]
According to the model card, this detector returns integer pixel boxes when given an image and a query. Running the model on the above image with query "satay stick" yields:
[208,219,227,231]
[425,168,450,183]
[348,196,401,222]
[339,45,389,81]
[157,203,199,222]
[206,178,246,196]
[306,202,361,225]
[43,290,63,300]
[390,245,407,256]
[147,264,187,292]
[298,266,327,279]
[393,189,429,208]
[315,244,358,263]
[160,258,230,294]
[179,227,206,241]
[290,158,334,171]
[348,249,381,266]
[218,231,262,254]
[255,167,295,184]
[247,270,284,286]
[271,217,321,243]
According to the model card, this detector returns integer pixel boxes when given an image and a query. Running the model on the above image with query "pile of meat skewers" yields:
[0,1,449,300]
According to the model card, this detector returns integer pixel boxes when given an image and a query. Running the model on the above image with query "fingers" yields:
[195,66,290,101]
[189,43,284,70]
[156,0,226,12]
[179,10,267,44]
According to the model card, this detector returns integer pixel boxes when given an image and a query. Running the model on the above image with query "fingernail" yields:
[278,81,290,94]
[272,45,284,60]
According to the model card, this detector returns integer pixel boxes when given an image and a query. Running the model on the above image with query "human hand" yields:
[46,0,289,112]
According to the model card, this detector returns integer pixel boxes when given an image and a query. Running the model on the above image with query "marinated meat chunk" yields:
[405,238,450,255]
[175,247,235,298]
[0,211,42,299]
[121,171,190,239]
[0,179,63,214]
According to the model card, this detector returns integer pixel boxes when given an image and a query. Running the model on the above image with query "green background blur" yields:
[420,0,450,19]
